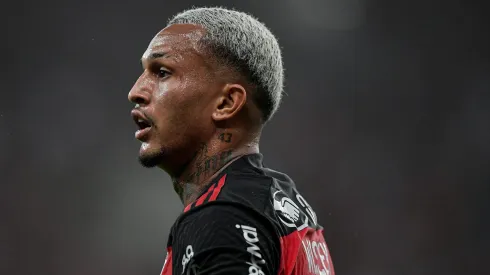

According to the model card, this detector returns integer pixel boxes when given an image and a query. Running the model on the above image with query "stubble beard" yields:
[138,147,166,168]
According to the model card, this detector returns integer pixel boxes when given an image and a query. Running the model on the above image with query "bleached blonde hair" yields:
[168,7,284,122]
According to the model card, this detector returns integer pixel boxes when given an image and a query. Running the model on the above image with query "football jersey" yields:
[160,153,335,275]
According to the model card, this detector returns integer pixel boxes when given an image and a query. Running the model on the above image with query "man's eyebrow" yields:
[140,52,169,66]
[149,52,167,59]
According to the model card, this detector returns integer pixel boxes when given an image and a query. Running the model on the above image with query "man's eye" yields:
[157,67,171,78]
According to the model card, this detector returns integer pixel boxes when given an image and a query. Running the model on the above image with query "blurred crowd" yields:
[2,0,489,274]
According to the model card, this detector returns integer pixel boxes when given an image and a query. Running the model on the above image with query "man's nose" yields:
[128,74,151,105]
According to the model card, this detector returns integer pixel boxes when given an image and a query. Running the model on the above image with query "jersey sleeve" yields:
[171,202,280,275]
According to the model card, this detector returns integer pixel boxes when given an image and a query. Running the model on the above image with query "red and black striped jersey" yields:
[161,153,335,275]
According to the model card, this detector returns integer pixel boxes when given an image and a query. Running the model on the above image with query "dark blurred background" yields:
[2,0,489,274]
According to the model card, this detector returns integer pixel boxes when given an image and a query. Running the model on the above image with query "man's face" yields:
[128,24,221,170]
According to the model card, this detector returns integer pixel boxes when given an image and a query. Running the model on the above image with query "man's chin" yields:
[138,145,165,168]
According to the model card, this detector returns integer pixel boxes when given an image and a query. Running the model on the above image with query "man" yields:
[128,7,335,275]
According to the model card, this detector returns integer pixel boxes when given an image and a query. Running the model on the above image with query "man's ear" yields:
[212,84,247,121]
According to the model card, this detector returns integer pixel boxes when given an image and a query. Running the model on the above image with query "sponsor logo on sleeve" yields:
[273,190,318,230]
[236,224,266,275]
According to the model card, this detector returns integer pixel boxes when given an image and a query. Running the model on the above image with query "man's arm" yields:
[172,202,280,275]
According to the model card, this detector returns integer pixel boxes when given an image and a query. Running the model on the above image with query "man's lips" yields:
[135,127,151,140]
[131,109,152,140]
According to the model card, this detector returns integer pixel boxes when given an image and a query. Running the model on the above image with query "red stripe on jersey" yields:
[183,203,192,213]
[279,227,308,274]
[195,184,216,207]
[160,247,172,275]
[208,174,227,201]
[279,228,335,275]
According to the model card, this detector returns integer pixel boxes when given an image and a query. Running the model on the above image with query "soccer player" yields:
[128,7,335,275]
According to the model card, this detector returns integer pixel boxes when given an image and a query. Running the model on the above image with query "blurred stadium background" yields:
[2,0,489,274]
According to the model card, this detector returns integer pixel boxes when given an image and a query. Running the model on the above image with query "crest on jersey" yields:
[273,190,308,229]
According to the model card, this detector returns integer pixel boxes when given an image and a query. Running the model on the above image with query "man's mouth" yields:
[131,109,152,140]
[136,118,151,130]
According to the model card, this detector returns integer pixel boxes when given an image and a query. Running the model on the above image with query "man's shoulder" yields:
[214,154,299,214]
[168,166,290,245]
[170,153,307,239]
[217,172,276,210]
[179,172,277,224]
[181,155,286,214]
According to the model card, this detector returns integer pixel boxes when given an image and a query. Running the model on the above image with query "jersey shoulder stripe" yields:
[183,174,227,213]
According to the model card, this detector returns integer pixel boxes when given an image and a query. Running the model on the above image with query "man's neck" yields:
[171,131,259,206]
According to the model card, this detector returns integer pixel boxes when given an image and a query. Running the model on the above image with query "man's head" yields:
[128,7,284,174]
